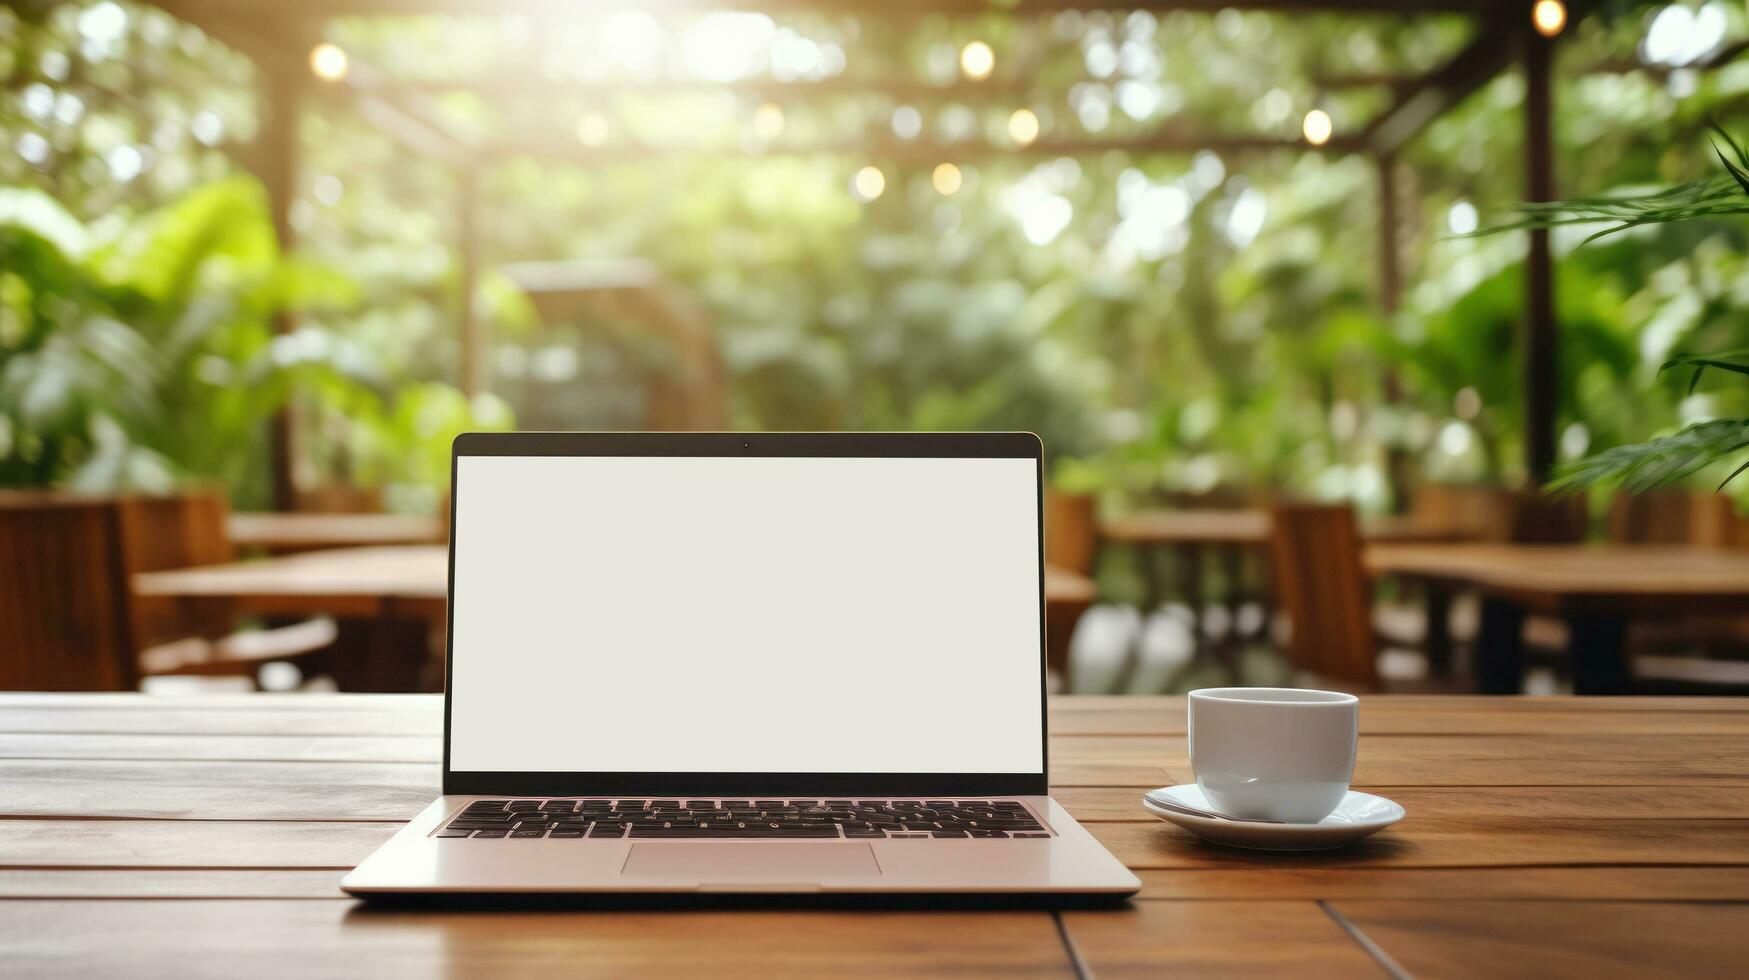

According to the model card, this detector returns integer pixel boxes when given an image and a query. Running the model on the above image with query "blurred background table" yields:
[136,546,1099,692]
[1,693,1743,976]
[1367,543,1749,695]
[226,513,445,556]
[1099,509,1468,550]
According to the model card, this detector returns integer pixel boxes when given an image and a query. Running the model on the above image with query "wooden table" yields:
[1099,510,1466,549]
[135,546,1100,692]
[1098,511,1470,685]
[227,513,445,555]
[1368,543,1749,694]
[3,693,1743,976]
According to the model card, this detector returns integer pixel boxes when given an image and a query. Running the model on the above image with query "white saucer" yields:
[1142,784,1405,852]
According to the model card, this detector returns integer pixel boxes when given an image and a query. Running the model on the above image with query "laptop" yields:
[342,431,1140,899]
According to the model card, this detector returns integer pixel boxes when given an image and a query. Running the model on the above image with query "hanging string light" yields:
[1532,0,1567,38]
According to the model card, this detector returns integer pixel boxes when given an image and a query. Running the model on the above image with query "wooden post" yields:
[259,64,301,511]
[1523,27,1557,484]
[457,167,484,398]
[1377,151,1413,512]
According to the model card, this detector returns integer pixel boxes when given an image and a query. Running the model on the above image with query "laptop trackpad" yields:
[621,843,880,885]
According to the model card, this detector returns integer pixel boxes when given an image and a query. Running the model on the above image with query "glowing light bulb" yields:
[1302,108,1333,146]
[309,43,348,82]
[1532,0,1566,38]
[960,41,994,80]
[752,102,785,140]
[852,165,886,201]
[1008,108,1040,146]
[932,162,963,196]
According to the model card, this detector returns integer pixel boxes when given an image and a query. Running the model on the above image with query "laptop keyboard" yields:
[437,799,1051,839]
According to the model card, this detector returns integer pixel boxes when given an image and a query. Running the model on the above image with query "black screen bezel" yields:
[441,431,1051,797]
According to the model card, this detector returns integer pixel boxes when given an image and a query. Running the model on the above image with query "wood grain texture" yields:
[0,693,1744,977]
[1088,817,1749,870]
[1054,785,1749,822]
[0,901,1073,979]
[1048,734,1749,785]
[0,820,398,868]
[0,733,441,763]
[0,759,437,820]
[0,868,350,899]
[1332,901,1749,979]
[1134,867,1749,901]
[1061,900,1387,977]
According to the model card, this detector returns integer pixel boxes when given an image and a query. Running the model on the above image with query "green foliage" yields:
[0,175,507,507]
[0,178,325,500]
[1549,417,1749,494]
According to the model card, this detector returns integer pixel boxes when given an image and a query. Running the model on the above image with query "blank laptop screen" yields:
[447,453,1044,775]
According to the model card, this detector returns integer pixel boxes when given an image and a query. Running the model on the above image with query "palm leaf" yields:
[1548,419,1749,495]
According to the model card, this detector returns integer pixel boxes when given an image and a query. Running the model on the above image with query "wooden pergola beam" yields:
[484,130,1362,164]
[1359,17,1515,156]
[154,0,1514,23]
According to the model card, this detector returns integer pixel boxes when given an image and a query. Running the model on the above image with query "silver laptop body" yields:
[342,432,1139,898]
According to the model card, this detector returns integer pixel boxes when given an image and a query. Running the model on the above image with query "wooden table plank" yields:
[0,902,1074,979]
[0,759,436,820]
[8,693,1745,738]
[1048,734,1749,786]
[0,869,351,899]
[1049,696,1749,736]
[1133,867,1749,901]
[1332,900,1749,979]
[1088,817,1749,870]
[1054,785,1749,822]
[0,733,441,763]
[1061,901,1388,977]
[0,821,399,868]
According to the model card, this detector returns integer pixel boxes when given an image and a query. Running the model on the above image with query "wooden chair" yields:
[1267,502,1380,689]
[293,485,384,514]
[0,490,335,691]
[1608,489,1748,548]
[1410,483,1516,541]
[119,489,336,684]
[0,494,138,690]
[1507,489,1590,544]
[1605,489,1749,693]
[1043,490,1098,576]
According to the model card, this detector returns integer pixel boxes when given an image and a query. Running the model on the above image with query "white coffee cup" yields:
[1188,687,1358,824]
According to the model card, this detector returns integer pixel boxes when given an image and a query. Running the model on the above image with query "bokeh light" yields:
[752,102,785,141]
[932,163,963,196]
[960,41,994,80]
[852,165,886,201]
[309,43,348,82]
[1301,108,1332,146]
[1008,108,1040,146]
[1532,0,1566,38]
